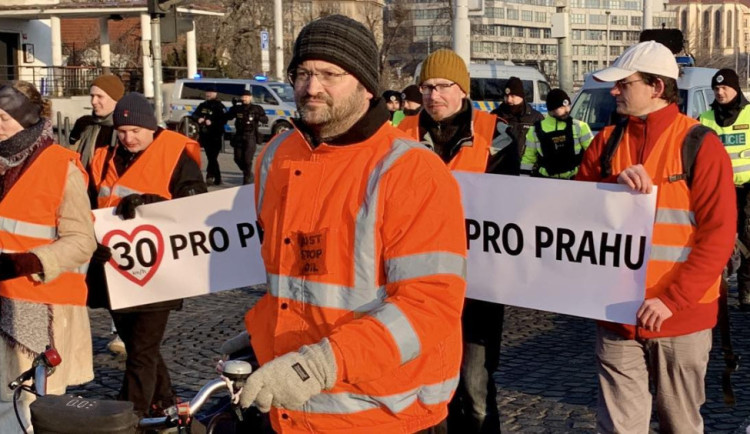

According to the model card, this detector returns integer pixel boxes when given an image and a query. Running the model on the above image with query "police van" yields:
[414,61,551,114]
[167,78,297,139]
[570,67,717,135]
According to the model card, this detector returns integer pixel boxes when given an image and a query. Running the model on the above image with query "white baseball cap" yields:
[593,41,679,82]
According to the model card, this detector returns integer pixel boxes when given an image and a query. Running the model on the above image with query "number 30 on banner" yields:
[101,225,166,286]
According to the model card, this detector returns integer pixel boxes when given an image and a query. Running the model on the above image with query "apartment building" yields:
[395,0,675,84]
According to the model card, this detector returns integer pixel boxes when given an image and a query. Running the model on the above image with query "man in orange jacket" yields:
[237,15,467,433]
[398,49,516,434]
[576,41,736,433]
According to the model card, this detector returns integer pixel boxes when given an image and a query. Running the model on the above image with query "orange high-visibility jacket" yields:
[599,114,722,338]
[247,124,467,433]
[0,145,89,305]
[91,130,198,208]
[397,110,497,172]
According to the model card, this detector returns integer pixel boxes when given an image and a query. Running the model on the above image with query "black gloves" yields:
[0,253,43,281]
[115,194,168,220]
[91,243,113,264]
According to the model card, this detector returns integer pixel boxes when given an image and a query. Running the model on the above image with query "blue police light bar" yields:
[254,75,268,81]
[675,56,694,67]
[193,73,202,79]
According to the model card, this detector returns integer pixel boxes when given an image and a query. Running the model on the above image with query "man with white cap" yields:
[576,41,736,433]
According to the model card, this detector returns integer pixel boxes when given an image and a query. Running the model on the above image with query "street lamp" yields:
[605,10,611,66]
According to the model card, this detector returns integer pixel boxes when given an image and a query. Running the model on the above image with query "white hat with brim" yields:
[593,40,679,82]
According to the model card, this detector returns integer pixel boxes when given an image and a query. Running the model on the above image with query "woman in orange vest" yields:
[0,81,96,431]
[87,92,207,417]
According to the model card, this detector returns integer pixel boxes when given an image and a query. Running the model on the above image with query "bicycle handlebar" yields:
[138,378,229,429]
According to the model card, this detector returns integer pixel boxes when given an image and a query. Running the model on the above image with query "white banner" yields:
[93,186,265,310]
[454,172,657,325]
[93,176,656,324]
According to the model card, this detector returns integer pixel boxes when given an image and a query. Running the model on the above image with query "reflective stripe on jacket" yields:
[0,145,88,305]
[91,130,195,208]
[699,105,750,185]
[247,124,467,433]
[522,115,593,178]
[397,110,497,172]
[599,113,721,338]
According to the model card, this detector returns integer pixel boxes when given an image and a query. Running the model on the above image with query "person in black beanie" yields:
[491,76,544,156]
[522,88,593,179]
[191,85,226,185]
[86,92,207,417]
[401,84,423,115]
[699,68,750,310]
[229,14,466,434]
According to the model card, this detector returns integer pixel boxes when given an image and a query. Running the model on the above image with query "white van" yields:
[167,78,297,138]
[414,61,551,114]
[570,67,717,135]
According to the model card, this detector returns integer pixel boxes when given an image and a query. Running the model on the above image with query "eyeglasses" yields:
[614,78,645,90]
[288,69,350,87]
[419,82,457,95]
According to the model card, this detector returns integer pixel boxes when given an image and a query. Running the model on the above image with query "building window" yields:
[587,30,603,40]
[522,10,533,21]
[571,14,586,24]
[497,42,509,53]
[612,16,627,26]
[529,28,541,38]
[610,45,621,56]
[511,43,524,54]
[541,44,557,55]
[572,30,582,40]
[573,45,580,55]
[499,26,513,37]
[727,11,733,47]
[681,10,687,32]
[624,1,638,10]
[515,27,525,37]
[715,10,722,46]
[507,9,519,20]
[585,0,600,8]
[544,28,551,38]
[630,16,641,27]
[589,14,606,25]
[535,12,546,23]
[527,44,539,55]
[610,31,623,41]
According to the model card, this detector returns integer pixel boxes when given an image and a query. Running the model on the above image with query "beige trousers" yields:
[595,325,712,434]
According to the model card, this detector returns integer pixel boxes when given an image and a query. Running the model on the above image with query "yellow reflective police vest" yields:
[700,106,750,185]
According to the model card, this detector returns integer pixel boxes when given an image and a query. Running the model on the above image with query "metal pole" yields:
[556,1,573,93]
[274,0,283,81]
[151,14,164,126]
[605,11,611,66]
[643,0,653,30]
[452,0,470,64]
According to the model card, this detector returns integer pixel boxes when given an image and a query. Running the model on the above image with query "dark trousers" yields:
[111,309,174,416]
[232,134,257,184]
[738,185,750,304]
[201,134,223,182]
[447,299,504,434]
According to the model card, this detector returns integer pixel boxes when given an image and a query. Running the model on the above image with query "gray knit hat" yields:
[113,93,157,130]
[287,15,380,95]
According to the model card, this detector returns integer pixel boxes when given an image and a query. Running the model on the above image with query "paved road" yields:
[70,148,750,433]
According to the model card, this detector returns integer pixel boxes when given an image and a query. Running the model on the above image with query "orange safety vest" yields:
[91,130,197,208]
[600,114,721,338]
[0,145,89,305]
[397,110,497,172]
[247,124,467,433]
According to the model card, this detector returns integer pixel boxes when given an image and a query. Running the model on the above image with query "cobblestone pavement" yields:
[69,148,750,433]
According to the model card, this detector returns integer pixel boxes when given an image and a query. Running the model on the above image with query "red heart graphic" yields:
[101,224,165,287]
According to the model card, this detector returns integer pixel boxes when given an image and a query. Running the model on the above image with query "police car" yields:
[167,77,297,140]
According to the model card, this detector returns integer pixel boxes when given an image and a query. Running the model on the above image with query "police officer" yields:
[700,68,750,310]
[490,76,544,156]
[191,85,226,185]
[225,90,268,184]
[522,89,593,179]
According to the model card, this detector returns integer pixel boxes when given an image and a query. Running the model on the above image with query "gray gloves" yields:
[239,338,337,412]
[219,331,251,356]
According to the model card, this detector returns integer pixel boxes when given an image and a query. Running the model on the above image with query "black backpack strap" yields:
[669,124,712,187]
[599,118,628,178]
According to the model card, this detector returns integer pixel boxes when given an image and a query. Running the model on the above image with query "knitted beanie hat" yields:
[287,14,380,95]
[419,49,470,94]
[504,77,525,99]
[113,93,157,130]
[712,68,741,95]
[401,85,422,104]
[91,74,125,101]
[546,88,571,112]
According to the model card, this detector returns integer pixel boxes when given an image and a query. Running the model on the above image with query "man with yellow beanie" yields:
[398,48,515,433]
